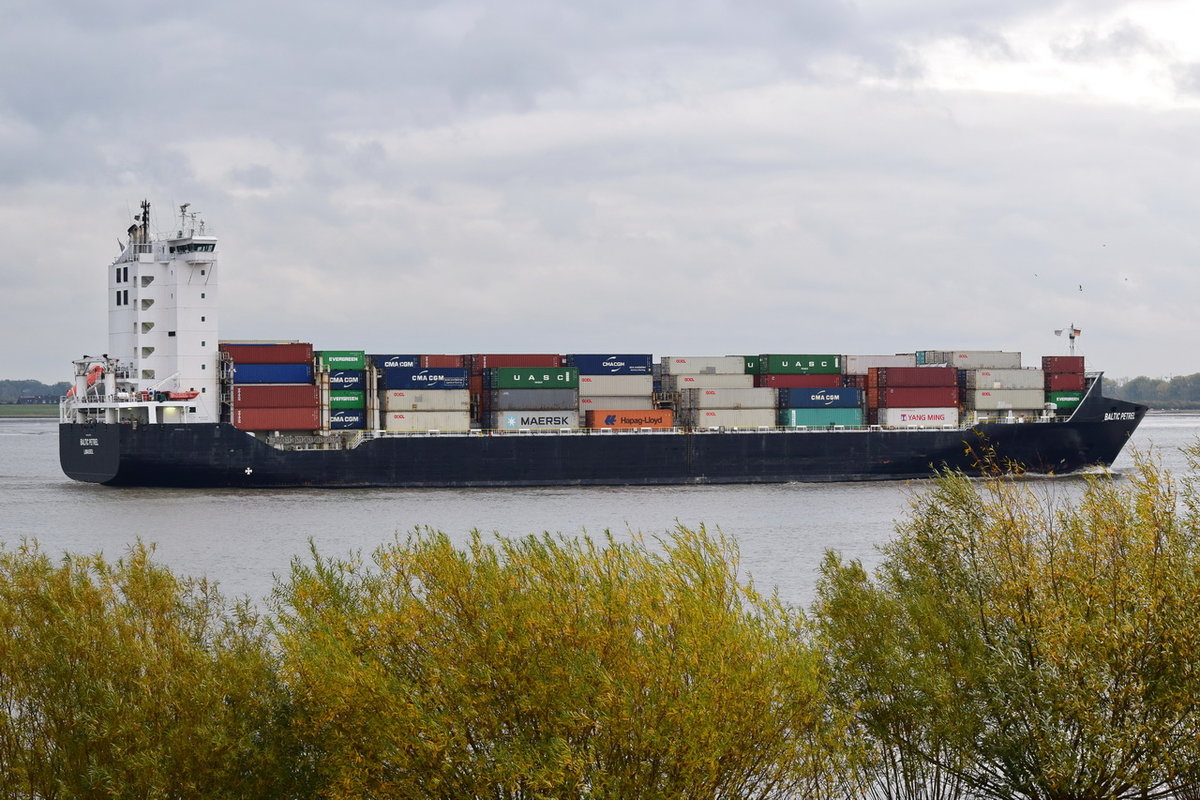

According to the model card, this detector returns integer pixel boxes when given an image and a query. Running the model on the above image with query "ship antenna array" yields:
[1054,323,1081,356]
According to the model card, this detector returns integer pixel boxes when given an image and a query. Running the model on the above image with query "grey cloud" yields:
[1050,19,1165,62]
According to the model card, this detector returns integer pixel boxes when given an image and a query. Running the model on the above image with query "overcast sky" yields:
[4,0,1198,383]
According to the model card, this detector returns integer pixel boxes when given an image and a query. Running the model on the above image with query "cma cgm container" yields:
[232,407,319,431]
[660,356,746,375]
[868,367,957,388]
[329,390,366,409]
[686,408,776,429]
[369,354,420,369]
[232,363,314,385]
[487,367,579,389]
[380,368,469,390]
[661,374,755,391]
[579,395,656,411]
[779,408,864,427]
[870,386,959,408]
[489,389,579,411]
[1045,372,1086,392]
[875,407,960,427]
[754,374,839,389]
[967,389,1047,411]
[585,409,674,430]
[383,411,471,432]
[329,409,366,430]
[679,387,776,409]
[963,369,1045,390]
[328,370,365,390]
[232,385,319,408]
[843,354,917,375]
[1042,355,1085,373]
[381,390,471,412]
[492,411,580,430]
[779,387,861,409]
[317,350,366,370]
[577,374,654,395]
[758,354,841,375]
[220,342,313,364]
[567,354,653,375]
[471,354,563,374]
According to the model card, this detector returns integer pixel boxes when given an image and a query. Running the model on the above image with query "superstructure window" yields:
[115,267,122,284]
[115,290,122,305]
[123,266,129,282]
[123,289,129,305]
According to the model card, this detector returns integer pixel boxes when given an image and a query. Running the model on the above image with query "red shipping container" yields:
[868,366,957,388]
[421,354,466,368]
[870,386,959,408]
[1045,372,1085,392]
[841,374,868,389]
[233,385,320,408]
[1041,355,1085,373]
[754,374,838,388]
[220,343,314,364]
[469,354,564,375]
[232,406,319,431]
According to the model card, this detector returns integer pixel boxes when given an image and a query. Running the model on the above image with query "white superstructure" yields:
[62,200,221,425]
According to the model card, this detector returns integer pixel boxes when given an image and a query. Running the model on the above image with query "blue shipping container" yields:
[329,409,366,429]
[380,367,470,390]
[329,370,365,390]
[566,354,654,375]
[232,363,313,385]
[369,354,420,369]
[778,387,862,409]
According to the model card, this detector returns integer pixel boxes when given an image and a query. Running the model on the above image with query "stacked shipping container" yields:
[568,354,666,428]
[222,342,320,431]
[867,366,959,427]
[371,355,472,432]
[319,350,367,430]
[1042,355,1086,413]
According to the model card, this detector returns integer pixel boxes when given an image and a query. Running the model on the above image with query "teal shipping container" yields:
[778,408,864,427]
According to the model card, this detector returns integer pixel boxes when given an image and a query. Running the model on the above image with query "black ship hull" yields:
[60,391,1146,488]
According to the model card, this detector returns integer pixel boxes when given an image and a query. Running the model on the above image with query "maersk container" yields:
[328,370,365,390]
[579,395,655,411]
[329,390,366,409]
[963,369,1045,390]
[381,389,471,412]
[380,367,470,390]
[1045,372,1085,392]
[471,354,563,375]
[661,373,755,391]
[1042,355,1085,374]
[945,351,1023,370]
[232,363,314,385]
[660,356,746,375]
[369,354,420,369]
[220,342,313,364]
[317,350,366,370]
[778,408,864,427]
[875,407,960,428]
[1046,390,1084,410]
[843,354,917,375]
[577,374,654,395]
[757,354,841,375]
[488,388,580,411]
[383,411,471,432]
[778,387,861,409]
[966,388,1047,410]
[566,354,653,375]
[679,387,776,409]
[487,367,579,389]
[492,410,580,430]
[232,406,319,431]
[684,408,776,429]
[232,385,319,408]
[869,386,959,408]
[868,367,957,388]
[585,409,674,430]
[329,409,366,429]
[754,374,839,389]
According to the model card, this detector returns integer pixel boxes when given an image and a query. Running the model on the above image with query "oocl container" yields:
[966,389,1047,410]
[684,408,776,429]
[874,407,960,427]
[566,354,653,375]
[232,407,319,431]
[579,395,655,411]
[232,385,319,408]
[492,411,580,430]
[380,367,470,390]
[369,354,420,369]
[577,374,654,395]
[381,389,471,412]
[585,409,674,429]
[220,342,313,364]
[232,363,314,385]
[963,369,1045,390]
[488,388,579,411]
[757,354,841,375]
[778,408,864,427]
[317,350,366,370]
[843,354,917,375]
[660,356,746,375]
[328,370,365,390]
[679,387,776,409]
[661,374,755,391]
[329,390,366,409]
[383,411,471,432]
[778,387,862,409]
[945,351,1023,370]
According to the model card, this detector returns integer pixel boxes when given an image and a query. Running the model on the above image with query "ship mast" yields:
[1054,324,1081,356]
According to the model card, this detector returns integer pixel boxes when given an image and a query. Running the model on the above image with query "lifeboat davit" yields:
[85,364,105,387]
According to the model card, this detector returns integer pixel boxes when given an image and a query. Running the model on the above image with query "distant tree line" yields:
[4,460,1200,799]
[0,379,71,403]
[1108,373,1200,409]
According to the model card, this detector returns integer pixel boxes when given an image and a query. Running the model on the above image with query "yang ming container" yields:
[487,367,579,389]
[778,387,861,409]
[232,385,319,408]
[778,408,864,427]
[380,367,470,390]
[220,342,313,364]
[757,354,841,375]
[491,411,580,430]
[566,354,653,375]
[875,407,960,427]
[489,388,579,411]
[576,374,654,395]
[232,363,314,385]
[381,389,471,412]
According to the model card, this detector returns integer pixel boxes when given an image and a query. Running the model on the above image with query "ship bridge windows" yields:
[168,242,216,253]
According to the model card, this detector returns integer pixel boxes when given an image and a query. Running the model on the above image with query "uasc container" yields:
[566,354,653,375]
[585,409,674,430]
[758,354,841,375]
[232,363,314,385]
[487,367,579,389]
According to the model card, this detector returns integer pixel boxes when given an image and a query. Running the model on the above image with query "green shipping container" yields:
[317,350,367,370]
[759,354,842,375]
[779,408,863,427]
[489,367,579,389]
[741,355,761,374]
[330,390,366,409]
[1046,390,1083,410]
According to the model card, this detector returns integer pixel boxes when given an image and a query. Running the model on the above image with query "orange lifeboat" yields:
[85,364,105,387]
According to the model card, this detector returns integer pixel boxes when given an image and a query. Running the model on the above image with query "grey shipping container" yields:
[683,408,777,428]
[661,373,755,391]
[679,387,777,409]
[843,354,917,375]
[578,395,656,411]
[492,410,580,430]
[963,369,1045,390]
[488,388,580,411]
[381,389,471,412]
[966,388,1047,410]
[576,374,654,395]
[660,356,747,375]
[382,411,472,432]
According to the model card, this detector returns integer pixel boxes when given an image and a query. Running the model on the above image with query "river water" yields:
[2,413,1196,608]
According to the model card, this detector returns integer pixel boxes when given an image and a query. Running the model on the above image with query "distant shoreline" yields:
[0,405,58,418]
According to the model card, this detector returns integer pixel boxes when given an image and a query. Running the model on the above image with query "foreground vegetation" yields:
[3,455,1200,798]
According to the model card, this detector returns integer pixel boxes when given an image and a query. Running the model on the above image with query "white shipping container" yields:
[660,356,747,375]
[946,351,1023,369]
[492,410,580,430]
[383,411,472,431]
[963,369,1045,390]
[576,374,654,395]
[381,389,471,412]
[966,389,1046,410]
[680,387,777,409]
[843,354,917,375]
[684,408,777,428]
[875,407,960,427]
[661,373,755,391]
[579,395,655,411]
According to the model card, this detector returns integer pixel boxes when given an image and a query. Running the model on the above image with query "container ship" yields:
[59,203,1146,488]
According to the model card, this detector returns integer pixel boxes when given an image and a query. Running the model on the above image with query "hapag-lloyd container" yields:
[685,408,776,429]
[869,386,959,408]
[1042,355,1085,373]
[661,373,755,391]
[758,354,841,375]
[585,409,674,430]
[754,374,840,389]
[328,370,365,390]
[369,354,420,369]
[220,342,313,364]
[380,367,470,390]
[1045,372,1085,391]
[577,374,654,395]
[778,408,864,427]
[383,411,472,432]
[842,354,917,375]
[778,387,862,409]
[868,367,957,388]
[232,406,320,431]
[875,407,960,427]
[660,356,746,375]
[567,354,653,375]
[492,411,580,430]
[579,395,655,411]
[232,385,319,408]
[471,354,563,375]
[317,350,366,370]
[967,389,1047,410]
[381,389,471,412]
[963,369,1045,390]
[487,367,579,389]
[232,363,314,385]
[329,390,366,409]
[679,387,776,409]
[329,409,366,429]
[488,388,579,411]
